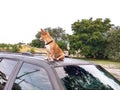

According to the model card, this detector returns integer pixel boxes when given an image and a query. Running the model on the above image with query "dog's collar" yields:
[46,40,53,45]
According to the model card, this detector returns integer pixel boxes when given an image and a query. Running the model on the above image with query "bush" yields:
[30,48,35,54]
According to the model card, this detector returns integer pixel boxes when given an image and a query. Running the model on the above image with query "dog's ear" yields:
[41,28,46,35]
[46,31,50,36]
[41,28,45,32]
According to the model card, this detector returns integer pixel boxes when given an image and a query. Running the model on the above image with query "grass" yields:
[85,59,120,69]
[73,57,120,69]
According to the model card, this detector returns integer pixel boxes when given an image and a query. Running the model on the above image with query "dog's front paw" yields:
[56,58,64,61]
[49,58,54,62]
[45,58,48,60]
[45,57,49,60]
[53,58,60,61]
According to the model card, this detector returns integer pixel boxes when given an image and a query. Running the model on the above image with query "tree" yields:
[44,27,67,41]
[56,41,67,50]
[0,43,21,52]
[70,18,113,59]
[30,48,35,54]
[11,44,20,52]
[30,39,44,48]
[30,30,44,48]
[106,26,120,60]
[68,34,81,54]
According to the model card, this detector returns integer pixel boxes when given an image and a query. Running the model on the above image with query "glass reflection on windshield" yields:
[81,65,120,90]
[55,65,120,90]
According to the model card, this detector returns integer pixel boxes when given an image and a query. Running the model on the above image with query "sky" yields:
[0,0,120,44]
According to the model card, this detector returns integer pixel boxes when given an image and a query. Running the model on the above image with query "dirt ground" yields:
[101,65,120,81]
[106,68,120,81]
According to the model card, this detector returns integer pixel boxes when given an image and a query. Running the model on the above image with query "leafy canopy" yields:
[106,26,120,60]
[70,18,113,59]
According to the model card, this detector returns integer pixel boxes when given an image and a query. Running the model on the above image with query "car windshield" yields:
[55,65,120,90]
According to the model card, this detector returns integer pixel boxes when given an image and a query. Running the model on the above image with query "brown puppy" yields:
[40,28,65,61]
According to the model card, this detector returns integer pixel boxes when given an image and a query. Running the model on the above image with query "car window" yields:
[0,59,17,90]
[55,65,120,90]
[12,63,53,90]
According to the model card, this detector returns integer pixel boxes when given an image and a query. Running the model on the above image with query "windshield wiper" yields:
[16,70,40,79]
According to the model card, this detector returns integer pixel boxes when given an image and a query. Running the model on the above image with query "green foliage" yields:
[44,27,67,41]
[0,43,21,52]
[11,44,20,52]
[106,26,120,61]
[70,18,113,59]
[35,31,40,39]
[30,48,35,54]
[68,34,82,52]
[56,41,67,50]
[30,30,44,48]
[30,39,44,48]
